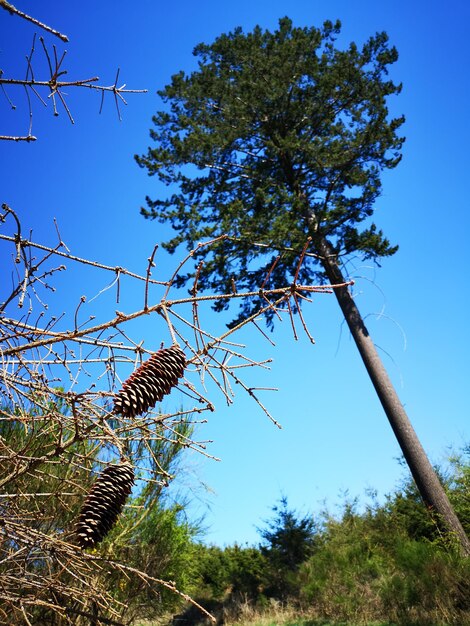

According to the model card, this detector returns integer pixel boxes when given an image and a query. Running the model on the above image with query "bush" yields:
[299,499,470,625]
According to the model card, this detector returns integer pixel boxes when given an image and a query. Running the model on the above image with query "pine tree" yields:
[136,18,470,555]
[258,496,316,600]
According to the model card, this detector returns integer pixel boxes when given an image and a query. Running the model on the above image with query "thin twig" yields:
[144,244,158,311]
[0,134,36,141]
[0,0,69,42]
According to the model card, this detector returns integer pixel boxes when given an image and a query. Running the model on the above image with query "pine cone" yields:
[113,344,186,419]
[75,462,135,549]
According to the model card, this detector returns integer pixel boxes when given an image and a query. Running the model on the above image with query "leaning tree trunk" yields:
[316,236,470,556]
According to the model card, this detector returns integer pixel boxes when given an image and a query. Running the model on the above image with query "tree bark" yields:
[317,236,470,556]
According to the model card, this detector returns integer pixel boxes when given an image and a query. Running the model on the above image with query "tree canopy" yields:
[258,495,316,570]
[136,17,405,321]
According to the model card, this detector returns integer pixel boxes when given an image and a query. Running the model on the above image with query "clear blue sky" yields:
[1,0,469,546]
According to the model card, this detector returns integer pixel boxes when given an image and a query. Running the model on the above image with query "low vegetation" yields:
[176,448,470,626]
[2,398,468,625]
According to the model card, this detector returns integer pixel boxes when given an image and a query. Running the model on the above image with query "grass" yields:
[133,600,459,626]
[134,621,431,626]
[233,617,394,626]
[134,617,438,626]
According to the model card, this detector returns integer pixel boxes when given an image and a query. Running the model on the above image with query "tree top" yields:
[136,17,405,324]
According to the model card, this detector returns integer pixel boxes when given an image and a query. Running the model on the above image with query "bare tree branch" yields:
[0,0,69,42]
[1,19,147,140]
[0,207,347,624]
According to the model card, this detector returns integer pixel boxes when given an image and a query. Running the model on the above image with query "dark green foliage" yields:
[300,513,470,624]
[137,17,404,323]
[258,496,317,600]
[383,452,470,547]
[384,477,443,543]
[194,543,268,601]
[259,496,317,569]
[111,501,199,618]
[225,544,268,599]
[447,444,470,536]
[193,544,232,599]
[185,543,269,626]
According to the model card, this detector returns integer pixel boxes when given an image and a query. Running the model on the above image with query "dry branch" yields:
[0,0,69,42]
[1,23,147,140]
[0,206,350,624]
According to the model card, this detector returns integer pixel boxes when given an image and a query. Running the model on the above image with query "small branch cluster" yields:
[0,205,350,624]
[0,4,147,141]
